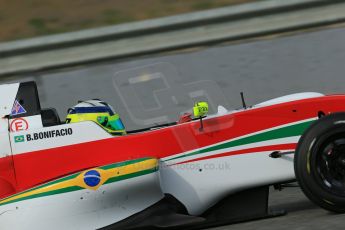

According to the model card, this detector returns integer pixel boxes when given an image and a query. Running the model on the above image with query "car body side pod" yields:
[0,158,164,230]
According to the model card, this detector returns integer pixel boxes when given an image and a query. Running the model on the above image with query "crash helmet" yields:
[66,99,126,135]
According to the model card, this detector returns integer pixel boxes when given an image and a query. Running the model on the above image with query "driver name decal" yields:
[25,128,73,142]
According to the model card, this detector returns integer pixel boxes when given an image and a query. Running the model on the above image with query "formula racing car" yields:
[2,81,345,230]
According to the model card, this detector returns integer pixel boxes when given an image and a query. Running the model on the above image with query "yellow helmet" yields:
[66,100,126,135]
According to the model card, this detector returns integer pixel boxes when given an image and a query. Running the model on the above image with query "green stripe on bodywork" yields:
[167,120,313,162]
[105,168,157,185]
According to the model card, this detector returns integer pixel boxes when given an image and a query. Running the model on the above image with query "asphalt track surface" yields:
[3,24,345,229]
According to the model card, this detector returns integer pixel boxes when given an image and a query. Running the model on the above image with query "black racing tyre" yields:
[295,112,345,213]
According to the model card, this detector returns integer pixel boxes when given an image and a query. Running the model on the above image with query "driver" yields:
[66,99,126,135]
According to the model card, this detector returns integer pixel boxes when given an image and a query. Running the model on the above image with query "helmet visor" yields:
[108,117,125,131]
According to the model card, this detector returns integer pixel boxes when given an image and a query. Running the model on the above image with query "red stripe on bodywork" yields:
[0,156,17,198]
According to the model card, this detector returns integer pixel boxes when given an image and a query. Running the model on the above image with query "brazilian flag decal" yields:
[14,135,25,143]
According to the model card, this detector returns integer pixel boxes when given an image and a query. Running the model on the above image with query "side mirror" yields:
[193,101,209,118]
[193,101,209,131]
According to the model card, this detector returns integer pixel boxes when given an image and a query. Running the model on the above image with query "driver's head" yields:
[66,99,126,135]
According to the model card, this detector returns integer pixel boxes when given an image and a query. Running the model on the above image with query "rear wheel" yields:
[295,113,345,212]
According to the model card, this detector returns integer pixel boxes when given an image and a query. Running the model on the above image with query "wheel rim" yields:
[315,135,345,196]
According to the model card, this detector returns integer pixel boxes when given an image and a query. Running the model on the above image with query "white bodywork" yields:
[211,92,324,118]
[160,125,306,215]
[1,171,163,230]
[0,83,19,117]
[254,92,324,108]
[10,121,111,154]
[0,117,11,167]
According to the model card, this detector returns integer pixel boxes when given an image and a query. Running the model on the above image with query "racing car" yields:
[1,81,345,230]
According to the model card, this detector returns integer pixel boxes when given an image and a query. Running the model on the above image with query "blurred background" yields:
[0,0,255,41]
[1,1,345,229]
